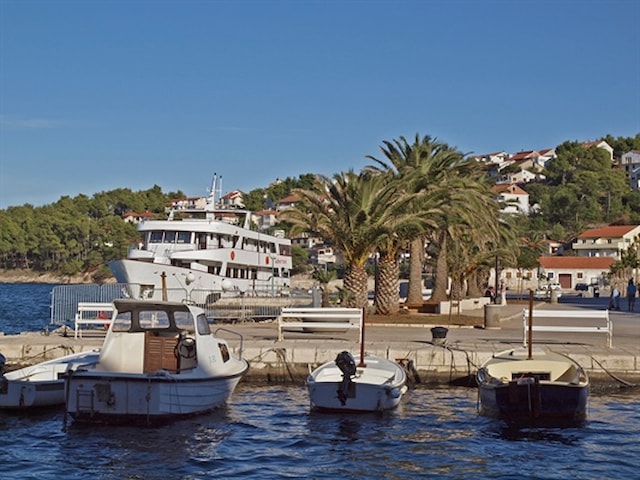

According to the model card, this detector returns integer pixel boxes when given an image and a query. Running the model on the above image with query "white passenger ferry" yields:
[109,176,292,301]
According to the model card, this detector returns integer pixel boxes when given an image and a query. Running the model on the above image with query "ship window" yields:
[177,231,191,243]
[149,231,163,243]
[164,231,177,243]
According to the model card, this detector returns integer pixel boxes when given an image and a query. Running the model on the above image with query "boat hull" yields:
[478,380,589,421]
[307,355,407,413]
[0,350,100,409]
[65,370,246,425]
[476,348,589,422]
[109,259,289,300]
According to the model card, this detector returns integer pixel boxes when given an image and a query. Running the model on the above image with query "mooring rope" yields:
[591,356,637,388]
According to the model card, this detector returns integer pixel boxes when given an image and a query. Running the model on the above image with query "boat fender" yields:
[175,335,197,359]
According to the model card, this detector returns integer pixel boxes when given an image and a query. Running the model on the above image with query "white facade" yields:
[621,151,640,191]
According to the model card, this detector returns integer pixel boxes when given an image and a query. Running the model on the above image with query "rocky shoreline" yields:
[0,268,107,285]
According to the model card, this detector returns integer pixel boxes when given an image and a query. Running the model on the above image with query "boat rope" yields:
[247,348,298,384]
[15,345,75,367]
[591,356,638,388]
[63,368,73,432]
[444,344,481,387]
[396,358,421,385]
[146,377,154,426]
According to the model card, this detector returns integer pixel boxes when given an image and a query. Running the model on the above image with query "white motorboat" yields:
[109,175,292,301]
[307,351,408,413]
[0,349,99,409]
[476,347,589,422]
[64,299,249,425]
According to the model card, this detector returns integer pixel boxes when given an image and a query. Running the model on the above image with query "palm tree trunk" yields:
[375,251,400,315]
[407,238,424,306]
[431,233,449,302]
[343,263,369,309]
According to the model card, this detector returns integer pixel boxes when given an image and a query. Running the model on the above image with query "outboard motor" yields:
[335,351,356,405]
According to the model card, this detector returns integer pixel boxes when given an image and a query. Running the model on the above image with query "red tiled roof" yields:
[578,225,639,239]
[510,150,539,161]
[538,256,615,269]
[123,211,154,218]
[491,184,528,195]
[278,194,301,204]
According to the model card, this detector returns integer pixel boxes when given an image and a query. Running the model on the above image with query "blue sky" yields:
[1,0,639,209]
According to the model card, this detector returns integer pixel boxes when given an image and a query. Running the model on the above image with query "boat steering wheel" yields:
[176,336,197,359]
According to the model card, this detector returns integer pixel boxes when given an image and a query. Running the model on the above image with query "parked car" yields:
[575,283,589,291]
[547,282,562,290]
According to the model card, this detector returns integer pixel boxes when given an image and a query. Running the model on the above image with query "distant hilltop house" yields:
[621,150,640,191]
[491,184,530,215]
[220,190,245,208]
[122,211,155,224]
[276,194,301,210]
[164,196,207,212]
[582,140,614,161]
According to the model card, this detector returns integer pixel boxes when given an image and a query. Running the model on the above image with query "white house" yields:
[621,150,640,190]
[572,224,640,258]
[582,140,614,161]
[491,184,530,215]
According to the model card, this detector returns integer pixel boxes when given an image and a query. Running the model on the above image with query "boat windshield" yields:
[111,308,195,332]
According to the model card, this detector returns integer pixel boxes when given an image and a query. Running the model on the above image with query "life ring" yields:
[230,251,235,260]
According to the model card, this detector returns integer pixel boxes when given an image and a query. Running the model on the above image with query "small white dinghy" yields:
[307,351,408,412]
[0,349,99,409]
[305,308,407,412]
[64,299,249,425]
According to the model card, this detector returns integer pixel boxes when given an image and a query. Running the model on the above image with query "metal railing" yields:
[50,283,318,326]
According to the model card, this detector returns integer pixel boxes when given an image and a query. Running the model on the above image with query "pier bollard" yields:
[484,304,502,329]
[430,326,448,345]
[550,289,559,304]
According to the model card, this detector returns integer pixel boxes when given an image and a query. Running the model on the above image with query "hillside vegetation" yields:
[1,134,639,282]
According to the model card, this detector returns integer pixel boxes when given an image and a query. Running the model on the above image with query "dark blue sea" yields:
[1,283,639,479]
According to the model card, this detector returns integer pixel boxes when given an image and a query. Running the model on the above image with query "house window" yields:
[577,273,584,279]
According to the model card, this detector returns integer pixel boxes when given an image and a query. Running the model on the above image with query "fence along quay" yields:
[3,284,639,389]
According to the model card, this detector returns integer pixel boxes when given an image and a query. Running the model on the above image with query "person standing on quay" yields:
[609,285,621,311]
[627,279,637,312]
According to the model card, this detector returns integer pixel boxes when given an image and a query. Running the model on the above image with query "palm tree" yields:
[281,171,415,309]
[366,134,492,306]
[312,267,337,307]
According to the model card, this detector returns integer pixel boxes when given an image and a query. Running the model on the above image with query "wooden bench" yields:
[75,302,116,339]
[277,307,363,341]
[522,308,612,348]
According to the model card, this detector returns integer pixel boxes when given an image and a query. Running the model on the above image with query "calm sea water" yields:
[1,283,639,479]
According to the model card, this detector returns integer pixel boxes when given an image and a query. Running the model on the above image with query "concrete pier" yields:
[1,298,639,388]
